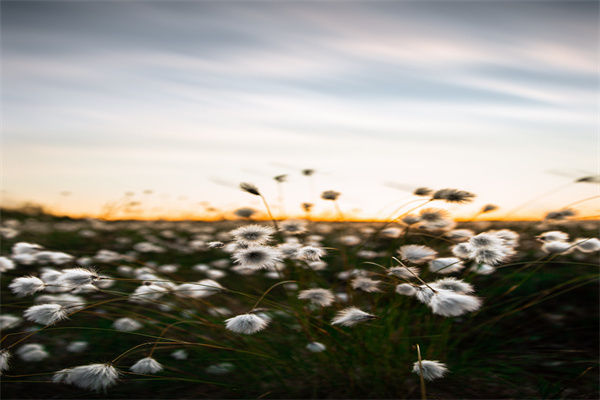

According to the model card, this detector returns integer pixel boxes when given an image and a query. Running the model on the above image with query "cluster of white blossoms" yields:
[396,276,482,317]
[9,267,104,297]
[9,242,74,266]
[298,288,336,307]
[536,231,600,255]
[1,201,597,396]
[443,230,521,272]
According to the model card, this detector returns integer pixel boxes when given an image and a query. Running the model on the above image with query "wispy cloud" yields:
[2,1,597,218]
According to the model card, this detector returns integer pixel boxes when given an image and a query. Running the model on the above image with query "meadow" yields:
[0,186,598,399]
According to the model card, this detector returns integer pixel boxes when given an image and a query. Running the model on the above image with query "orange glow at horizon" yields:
[5,201,597,223]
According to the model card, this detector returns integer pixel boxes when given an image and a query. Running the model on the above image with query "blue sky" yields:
[2,1,598,220]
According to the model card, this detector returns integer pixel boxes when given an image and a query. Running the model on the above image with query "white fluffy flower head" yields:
[295,246,325,261]
[0,350,11,375]
[428,290,482,317]
[331,307,378,327]
[388,266,421,279]
[54,363,120,391]
[351,277,382,292]
[232,246,282,270]
[130,357,163,374]
[224,313,269,334]
[412,360,448,381]
[430,278,474,294]
[537,231,569,242]
[9,276,46,297]
[398,245,437,264]
[573,237,600,253]
[229,225,275,245]
[298,288,335,307]
[306,342,327,353]
[57,268,101,289]
[24,304,69,326]
[113,317,143,332]
[428,258,464,274]
[395,283,417,296]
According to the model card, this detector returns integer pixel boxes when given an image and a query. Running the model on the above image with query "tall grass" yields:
[0,186,598,399]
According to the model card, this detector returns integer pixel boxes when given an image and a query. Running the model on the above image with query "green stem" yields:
[251,280,296,311]
[416,344,427,400]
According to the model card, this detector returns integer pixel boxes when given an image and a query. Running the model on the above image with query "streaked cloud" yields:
[2,1,597,219]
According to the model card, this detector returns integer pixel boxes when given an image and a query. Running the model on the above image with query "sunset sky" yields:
[2,1,598,221]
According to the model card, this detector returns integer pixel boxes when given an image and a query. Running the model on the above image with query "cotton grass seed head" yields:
[482,204,498,213]
[537,231,569,242]
[412,360,448,381]
[428,258,465,274]
[129,284,167,304]
[16,343,49,362]
[206,362,236,374]
[432,188,476,204]
[54,363,120,391]
[35,293,86,311]
[229,225,275,245]
[321,190,340,201]
[395,283,417,296]
[429,290,482,317]
[66,341,89,353]
[280,220,307,235]
[240,182,260,196]
[573,237,600,253]
[470,246,513,265]
[9,276,46,297]
[468,233,505,249]
[225,313,269,334]
[351,276,382,292]
[545,209,576,220]
[419,208,450,223]
[0,350,11,375]
[298,288,335,307]
[0,256,15,273]
[430,277,474,294]
[234,207,256,218]
[295,246,325,261]
[469,263,496,275]
[402,215,421,225]
[447,229,475,242]
[113,317,143,332]
[415,285,436,304]
[274,174,287,183]
[0,314,22,330]
[306,342,327,353]
[542,241,574,255]
[413,187,433,196]
[388,266,420,279]
[398,245,437,264]
[130,357,163,374]
[331,307,378,327]
[24,303,69,326]
[232,246,282,270]
[452,243,472,259]
[57,268,100,288]
[490,229,520,247]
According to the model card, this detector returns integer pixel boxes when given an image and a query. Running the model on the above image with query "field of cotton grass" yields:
[1,184,599,399]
